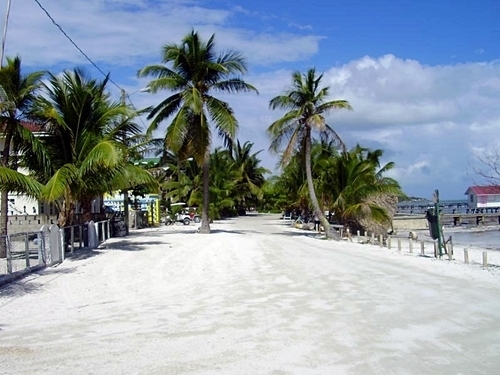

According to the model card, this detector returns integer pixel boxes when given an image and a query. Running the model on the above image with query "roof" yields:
[464,185,500,195]
[0,120,43,133]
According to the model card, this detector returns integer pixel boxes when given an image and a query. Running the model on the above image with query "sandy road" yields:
[1,214,499,375]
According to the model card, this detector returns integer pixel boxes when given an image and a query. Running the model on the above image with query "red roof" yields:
[0,120,43,133]
[464,186,500,195]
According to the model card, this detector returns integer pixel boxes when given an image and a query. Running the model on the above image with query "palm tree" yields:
[268,68,351,238]
[231,140,269,212]
[325,145,403,232]
[0,56,44,257]
[138,30,257,233]
[26,68,157,226]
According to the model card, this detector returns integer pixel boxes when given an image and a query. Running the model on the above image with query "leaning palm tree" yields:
[138,30,257,233]
[0,56,44,257]
[268,68,352,238]
[26,68,157,226]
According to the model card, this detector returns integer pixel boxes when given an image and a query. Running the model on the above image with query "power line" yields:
[33,0,122,90]
[33,0,148,129]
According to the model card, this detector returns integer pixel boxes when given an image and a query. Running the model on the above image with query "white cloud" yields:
[313,55,500,198]
[2,2,499,198]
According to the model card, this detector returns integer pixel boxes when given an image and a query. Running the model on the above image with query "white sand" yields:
[1,214,500,375]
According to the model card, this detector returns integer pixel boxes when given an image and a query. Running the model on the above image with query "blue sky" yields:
[2,0,499,199]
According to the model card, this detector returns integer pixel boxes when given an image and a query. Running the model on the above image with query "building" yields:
[464,185,500,209]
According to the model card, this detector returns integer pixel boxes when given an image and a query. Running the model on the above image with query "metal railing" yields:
[0,219,111,286]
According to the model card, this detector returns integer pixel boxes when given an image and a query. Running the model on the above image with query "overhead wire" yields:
[32,0,149,130]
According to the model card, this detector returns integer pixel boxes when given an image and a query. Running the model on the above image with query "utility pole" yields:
[434,189,443,257]
[121,89,129,235]
[0,0,12,66]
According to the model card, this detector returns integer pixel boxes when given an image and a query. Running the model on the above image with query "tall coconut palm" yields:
[0,56,44,257]
[26,68,157,226]
[138,30,257,233]
[268,68,352,238]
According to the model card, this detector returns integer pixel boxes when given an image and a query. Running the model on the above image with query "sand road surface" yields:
[1,214,499,375]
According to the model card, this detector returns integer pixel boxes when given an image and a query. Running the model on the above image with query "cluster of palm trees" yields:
[155,140,268,220]
[261,142,403,236]
[0,29,402,252]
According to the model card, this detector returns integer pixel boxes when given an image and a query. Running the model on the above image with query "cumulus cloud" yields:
[315,55,500,197]
[2,2,499,198]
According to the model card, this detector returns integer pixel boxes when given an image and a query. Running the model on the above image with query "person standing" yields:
[314,213,320,232]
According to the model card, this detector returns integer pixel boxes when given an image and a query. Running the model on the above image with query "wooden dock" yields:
[442,212,500,226]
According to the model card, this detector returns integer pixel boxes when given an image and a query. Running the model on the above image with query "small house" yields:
[464,185,500,208]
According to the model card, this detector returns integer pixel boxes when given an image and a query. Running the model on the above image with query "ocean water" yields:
[444,229,500,250]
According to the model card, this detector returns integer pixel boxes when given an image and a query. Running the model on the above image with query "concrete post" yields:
[357,230,360,243]
[482,251,488,267]
[379,234,383,248]
[464,249,469,264]
[397,239,401,251]
[420,241,425,255]
[388,236,392,249]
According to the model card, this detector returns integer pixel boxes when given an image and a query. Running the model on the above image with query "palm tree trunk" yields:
[0,131,12,258]
[304,130,338,240]
[200,147,211,234]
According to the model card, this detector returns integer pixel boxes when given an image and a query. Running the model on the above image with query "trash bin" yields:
[426,209,439,240]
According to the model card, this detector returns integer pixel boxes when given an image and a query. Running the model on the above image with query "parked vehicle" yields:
[165,203,201,225]
[176,210,201,225]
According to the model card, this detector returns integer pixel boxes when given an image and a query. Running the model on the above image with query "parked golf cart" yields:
[166,203,201,225]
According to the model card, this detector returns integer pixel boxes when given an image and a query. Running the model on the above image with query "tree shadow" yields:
[99,239,169,251]
[65,249,104,261]
[0,280,44,298]
[270,230,326,239]
[209,228,260,235]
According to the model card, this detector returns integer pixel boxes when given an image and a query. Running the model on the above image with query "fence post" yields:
[59,228,65,262]
[24,233,30,269]
[37,232,44,265]
[6,235,12,274]
[70,226,75,254]
[79,225,83,249]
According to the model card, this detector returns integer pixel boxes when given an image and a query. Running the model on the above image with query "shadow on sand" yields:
[0,279,44,298]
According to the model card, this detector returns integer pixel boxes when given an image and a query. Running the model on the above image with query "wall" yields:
[392,216,428,231]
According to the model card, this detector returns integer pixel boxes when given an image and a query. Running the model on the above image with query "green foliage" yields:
[25,68,157,225]
[268,68,352,237]
[138,30,257,232]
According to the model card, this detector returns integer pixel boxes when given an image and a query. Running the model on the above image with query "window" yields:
[470,195,474,203]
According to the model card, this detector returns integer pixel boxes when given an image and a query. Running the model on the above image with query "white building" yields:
[464,185,500,209]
